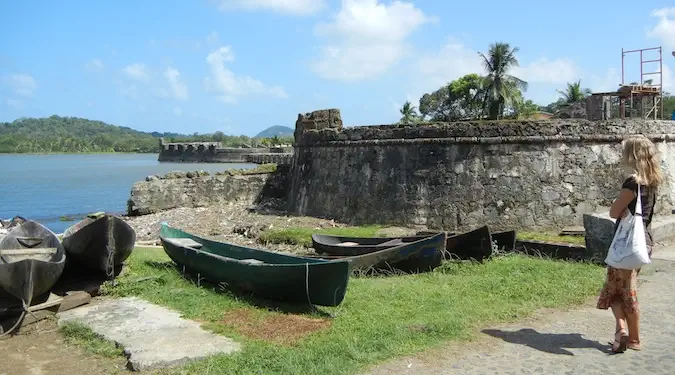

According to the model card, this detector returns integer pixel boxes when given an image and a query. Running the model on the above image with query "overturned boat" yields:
[0,220,66,311]
[61,212,136,278]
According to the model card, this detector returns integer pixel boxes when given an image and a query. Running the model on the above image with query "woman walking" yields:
[597,135,664,353]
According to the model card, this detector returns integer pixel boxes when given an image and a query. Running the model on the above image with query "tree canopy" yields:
[406,40,675,124]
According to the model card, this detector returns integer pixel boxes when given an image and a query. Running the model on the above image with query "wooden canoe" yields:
[0,220,66,308]
[491,230,517,252]
[310,233,446,272]
[62,212,136,277]
[159,223,351,307]
[417,225,494,261]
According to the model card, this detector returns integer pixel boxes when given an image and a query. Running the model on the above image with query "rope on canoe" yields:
[105,216,117,286]
[0,300,31,338]
[304,262,317,314]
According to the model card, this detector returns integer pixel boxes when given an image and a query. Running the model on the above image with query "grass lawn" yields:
[517,231,585,246]
[61,245,605,375]
[258,225,383,248]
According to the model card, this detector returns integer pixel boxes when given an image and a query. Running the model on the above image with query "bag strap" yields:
[636,184,643,216]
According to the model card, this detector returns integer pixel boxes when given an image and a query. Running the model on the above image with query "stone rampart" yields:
[288,111,675,231]
[127,167,290,216]
[157,139,293,163]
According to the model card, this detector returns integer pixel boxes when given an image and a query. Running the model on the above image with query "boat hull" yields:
[0,220,66,306]
[417,225,494,261]
[310,232,446,272]
[62,213,136,274]
[159,224,350,307]
[491,230,517,252]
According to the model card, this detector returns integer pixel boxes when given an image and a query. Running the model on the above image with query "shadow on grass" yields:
[482,328,610,356]
[144,260,335,318]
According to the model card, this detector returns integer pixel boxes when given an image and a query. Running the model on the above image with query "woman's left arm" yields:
[609,188,637,219]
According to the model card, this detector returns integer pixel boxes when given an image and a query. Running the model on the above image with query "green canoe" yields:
[159,223,351,307]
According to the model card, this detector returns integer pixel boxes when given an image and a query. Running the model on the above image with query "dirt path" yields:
[0,319,127,375]
[362,245,675,375]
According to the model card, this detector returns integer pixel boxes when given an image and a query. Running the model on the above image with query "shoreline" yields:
[0,152,156,155]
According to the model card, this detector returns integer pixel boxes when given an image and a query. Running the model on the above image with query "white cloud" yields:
[6,99,22,109]
[587,68,621,93]
[123,63,150,82]
[164,67,189,100]
[173,106,183,116]
[512,58,580,85]
[7,73,37,96]
[204,46,288,103]
[311,0,435,81]
[217,0,325,16]
[647,7,675,51]
[416,39,483,88]
[85,59,104,72]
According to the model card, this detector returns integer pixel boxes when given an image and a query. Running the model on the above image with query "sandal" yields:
[611,329,629,353]
[628,340,642,351]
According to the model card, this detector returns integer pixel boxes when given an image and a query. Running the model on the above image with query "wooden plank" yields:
[21,310,54,326]
[57,291,92,313]
[0,248,58,255]
[168,238,203,249]
[27,293,63,312]
[559,226,585,236]
[378,239,404,247]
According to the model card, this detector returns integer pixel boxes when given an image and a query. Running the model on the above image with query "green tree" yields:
[557,80,592,103]
[513,94,541,119]
[418,73,485,121]
[478,42,528,120]
[399,101,419,124]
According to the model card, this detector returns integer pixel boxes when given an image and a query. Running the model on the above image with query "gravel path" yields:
[122,202,419,254]
[363,245,675,375]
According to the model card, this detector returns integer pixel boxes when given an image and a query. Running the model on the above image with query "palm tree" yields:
[557,80,592,103]
[478,42,528,120]
[399,101,419,124]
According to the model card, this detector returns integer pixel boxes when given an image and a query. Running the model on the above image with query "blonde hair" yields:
[621,135,664,187]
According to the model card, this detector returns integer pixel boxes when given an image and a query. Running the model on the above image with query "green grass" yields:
[60,322,125,359]
[517,231,585,246]
[258,225,383,247]
[92,246,604,375]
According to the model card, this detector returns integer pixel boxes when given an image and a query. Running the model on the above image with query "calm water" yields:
[0,154,255,233]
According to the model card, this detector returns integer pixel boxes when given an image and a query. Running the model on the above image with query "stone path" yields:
[57,297,241,371]
[365,245,675,375]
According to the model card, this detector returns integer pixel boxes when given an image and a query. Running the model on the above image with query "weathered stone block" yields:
[583,212,615,261]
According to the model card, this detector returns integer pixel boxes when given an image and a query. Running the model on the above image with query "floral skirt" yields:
[596,247,652,315]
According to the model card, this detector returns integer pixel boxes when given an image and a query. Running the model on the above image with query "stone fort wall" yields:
[287,109,675,231]
[157,139,293,163]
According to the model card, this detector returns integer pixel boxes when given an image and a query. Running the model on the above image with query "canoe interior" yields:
[311,233,433,256]
[0,220,66,305]
[62,213,136,273]
[310,232,447,273]
[158,224,351,307]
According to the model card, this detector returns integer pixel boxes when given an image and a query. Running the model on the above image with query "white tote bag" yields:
[604,185,651,270]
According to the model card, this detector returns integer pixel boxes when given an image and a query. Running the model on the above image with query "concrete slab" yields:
[57,297,241,371]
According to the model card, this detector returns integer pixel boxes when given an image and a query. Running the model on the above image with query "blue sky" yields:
[1,1,674,136]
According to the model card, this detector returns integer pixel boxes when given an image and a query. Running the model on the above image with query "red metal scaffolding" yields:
[620,46,663,119]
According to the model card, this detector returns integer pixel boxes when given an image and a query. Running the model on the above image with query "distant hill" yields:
[255,125,294,138]
[0,115,162,153]
[0,115,284,153]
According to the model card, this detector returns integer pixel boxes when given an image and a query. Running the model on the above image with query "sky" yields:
[1,1,674,136]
